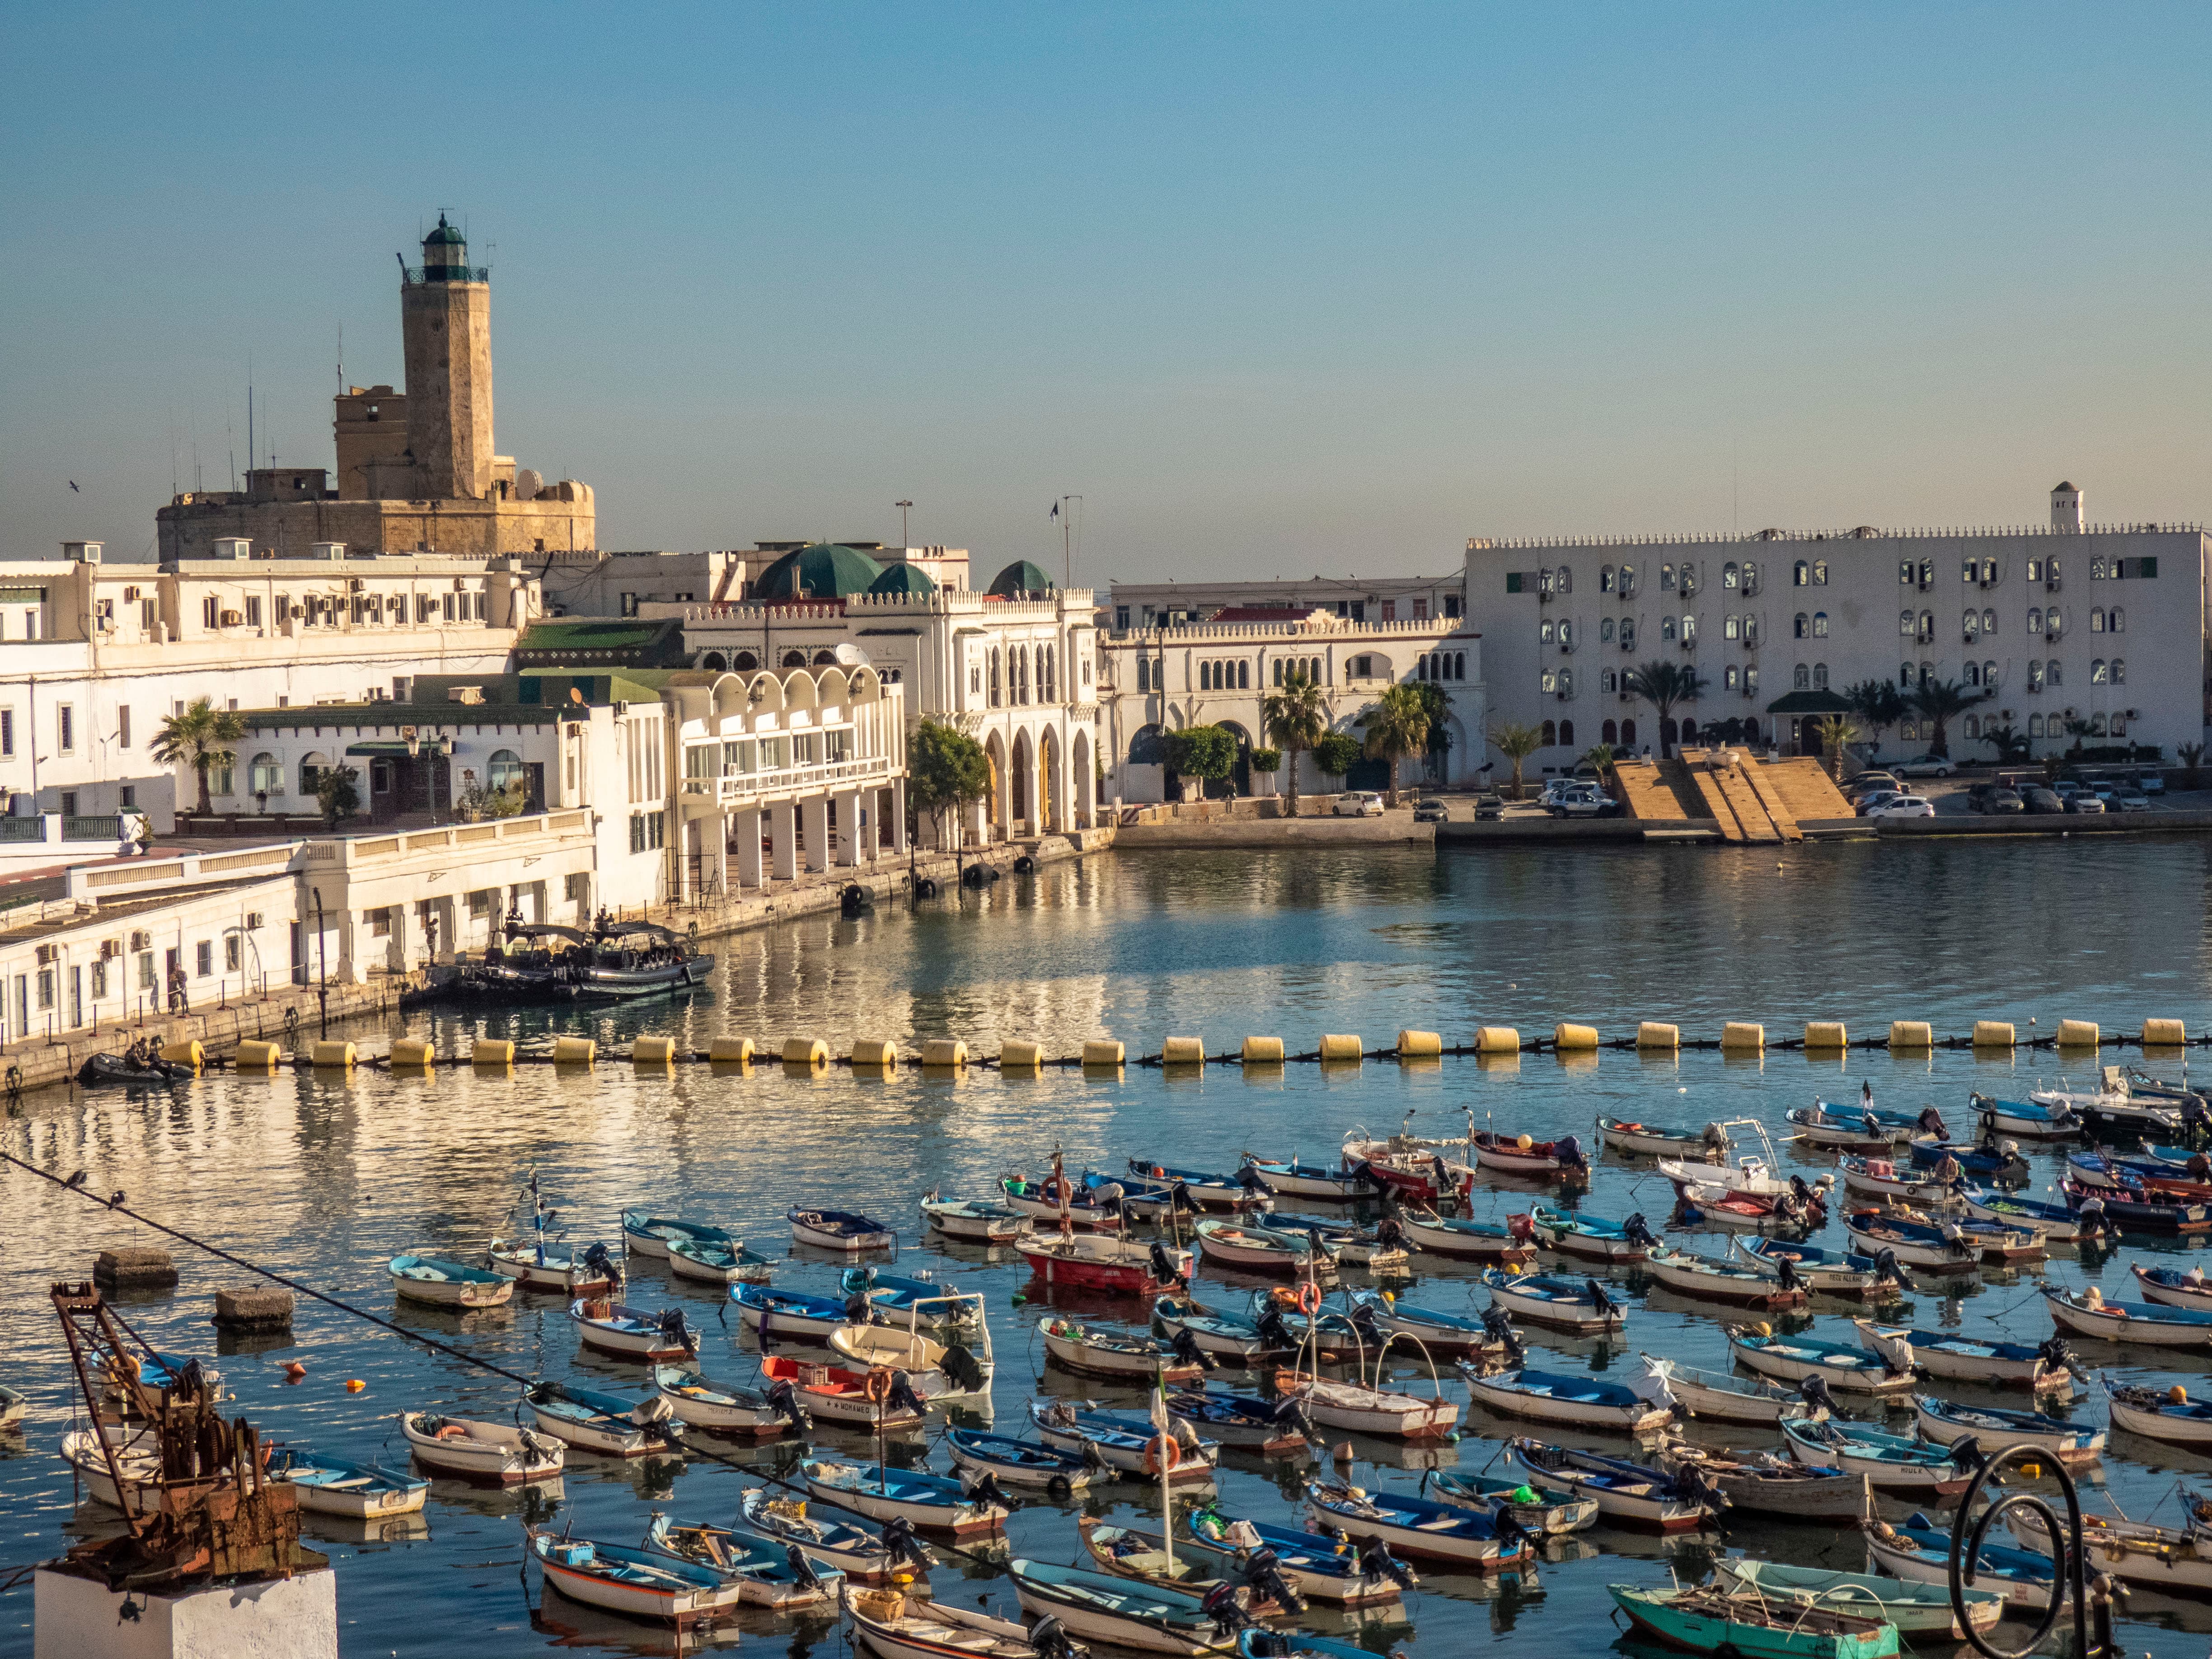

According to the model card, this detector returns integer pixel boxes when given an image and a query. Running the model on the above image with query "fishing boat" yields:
[1729,1326,1915,1397]
[531,1530,744,1624]
[487,1236,620,1295]
[1606,1584,1900,1659]
[570,1297,700,1361]
[274,1450,429,1518]
[2104,1375,2212,1446]
[1784,1100,1927,1154]
[1481,1268,1628,1333]
[918,1194,1030,1244]
[1595,1114,1729,1161]
[1506,1437,1717,1530]
[1191,1218,1336,1278]
[1018,1231,1190,1295]
[1711,1559,2005,1640]
[1838,1209,1982,1275]
[525,1380,684,1457]
[1006,1560,1230,1655]
[1256,1213,1410,1272]
[1850,1321,2077,1395]
[0,1383,24,1426]
[1028,1400,1222,1477]
[1126,1158,1274,1213]
[59,1428,166,1514]
[388,1254,515,1308]
[1855,1205,2046,1265]
[1471,1130,1589,1180]
[1675,1183,1824,1233]
[2004,1505,2212,1599]
[1165,1387,1311,1454]
[1150,1296,1282,1365]
[1076,1518,1270,1607]
[828,1312,992,1395]
[802,1459,1009,1533]
[1732,1237,1907,1300]
[2058,1176,2208,1235]
[1457,1361,1674,1432]
[398,1411,564,1484]
[843,1590,1059,1659]
[1340,1119,1476,1204]
[1249,1291,1370,1363]
[1911,1394,2104,1464]
[1906,1133,2025,1181]
[1641,1244,1805,1309]
[790,1206,898,1252]
[554,921,715,1004]
[653,1363,808,1436]
[666,1237,774,1285]
[1234,1636,1398,1659]
[2038,1071,2184,1139]
[1183,1510,1411,1604]
[1305,1481,1532,1567]
[1659,1124,1815,1203]
[741,1488,935,1582]
[2132,1263,2212,1311]
[758,1355,928,1429]
[1239,1156,1377,1202]
[1340,1289,1503,1357]
[644,1514,842,1609]
[946,1429,1103,1492]
[1000,1174,1123,1230]
[1781,1417,1969,1496]
[1276,1369,1459,1439]
[621,1212,740,1260]
[1958,1185,2106,1243]
[1528,1204,1660,1263]
[1863,1514,2054,1608]
[1637,1354,1824,1427]
[1837,1157,1961,1207]
[2046,1285,2212,1347]
[1654,1444,1868,1521]
[731,1283,878,1343]
[1423,1467,1598,1533]
[1970,1092,2078,1140]
[1040,1317,1204,1384]
[1392,1208,1537,1265]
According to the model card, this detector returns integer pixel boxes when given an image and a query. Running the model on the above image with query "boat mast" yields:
[1152,1369,1176,1575]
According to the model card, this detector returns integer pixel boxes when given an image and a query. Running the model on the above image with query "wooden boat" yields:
[388,1255,515,1308]
[1596,1114,1728,1161]
[2133,1263,2212,1311]
[1906,1133,2025,1181]
[1341,1289,1501,1357]
[275,1449,429,1518]
[1240,1156,1376,1201]
[827,1310,992,1384]
[1040,1317,1203,1384]
[2005,1505,2212,1598]
[2058,1176,2208,1235]
[1482,1268,1627,1333]
[1018,1231,1190,1295]
[1850,1321,2076,1395]
[1784,1101,1922,1154]
[1150,1296,1282,1365]
[1183,1510,1411,1604]
[790,1206,897,1252]
[525,1379,684,1457]
[731,1283,872,1342]
[1076,1518,1258,1603]
[1732,1237,1906,1300]
[399,1411,564,1484]
[1675,1183,1823,1233]
[1276,1369,1458,1439]
[1729,1326,1915,1396]
[1233,1635,1388,1659]
[487,1237,620,1296]
[1528,1203,1660,1263]
[666,1237,773,1285]
[1911,1393,2104,1464]
[1305,1481,1532,1568]
[758,1354,928,1429]
[1339,1123,1475,1204]
[1165,1387,1310,1454]
[2046,1285,2212,1348]
[1863,1515,2054,1608]
[621,1212,738,1260]
[1028,1400,1221,1477]
[1257,1214,1409,1272]
[1971,1092,2079,1140]
[1248,1292,1369,1363]
[59,1427,164,1514]
[741,1488,935,1583]
[1655,1445,1868,1521]
[802,1459,1008,1534]
[2103,1374,2212,1446]
[1642,1244,1805,1309]
[1126,1158,1274,1213]
[1637,1354,1823,1427]
[569,1297,699,1361]
[843,1589,1055,1659]
[1393,1209,1536,1264]
[1457,1361,1672,1433]
[2038,1074,2183,1139]
[532,1530,743,1623]
[1191,1218,1335,1278]
[1837,1157,1960,1207]
[1838,1209,1979,1274]
[919,1194,1030,1243]
[1607,1584,1900,1659]
[644,1514,842,1609]
[1712,1559,2004,1640]
[1781,1418,1969,1496]
[1471,1129,1588,1180]
[1507,1438,1716,1530]
[653,1363,807,1436]
[1659,1125,1816,1203]
[946,1429,1102,1491]
[1000,1174,1124,1230]
[1958,1185,2105,1242]
[1424,1467,1599,1534]
[1007,1559,1228,1656]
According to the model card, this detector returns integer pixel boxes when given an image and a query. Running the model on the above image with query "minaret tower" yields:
[400,215,494,500]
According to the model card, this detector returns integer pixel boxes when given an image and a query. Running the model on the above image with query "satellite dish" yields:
[831,643,872,665]
[514,467,544,501]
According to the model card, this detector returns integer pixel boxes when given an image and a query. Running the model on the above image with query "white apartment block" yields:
[538,544,975,619]
[1108,573,1465,633]
[1462,485,2210,769]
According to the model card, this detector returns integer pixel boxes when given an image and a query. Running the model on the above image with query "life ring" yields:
[1297,1282,1323,1316]
[863,1370,893,1405]
[1143,1434,1182,1476]
[1041,1177,1066,1204]
[436,1425,468,1441]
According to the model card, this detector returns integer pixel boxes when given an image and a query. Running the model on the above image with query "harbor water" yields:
[6,836,2212,1656]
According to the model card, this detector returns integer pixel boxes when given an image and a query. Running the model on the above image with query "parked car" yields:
[2113,787,2152,813]
[2064,792,2106,815]
[1843,771,1902,797]
[1473,793,1506,821]
[2051,780,2085,801]
[1865,795,1936,819]
[1967,783,2025,815]
[1549,788,1619,820]
[1894,755,1957,778]
[1853,790,1908,817]
[1334,792,1385,817]
[1411,798,1450,823]
[2130,769,2166,795]
[2023,787,2067,815]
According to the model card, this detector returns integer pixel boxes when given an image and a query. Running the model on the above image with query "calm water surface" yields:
[7,839,2212,1657]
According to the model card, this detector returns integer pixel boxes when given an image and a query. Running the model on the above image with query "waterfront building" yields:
[1096,607,1485,801]
[1461,483,2212,771]
[1107,572,1465,631]
[156,217,596,561]
[535,543,971,618]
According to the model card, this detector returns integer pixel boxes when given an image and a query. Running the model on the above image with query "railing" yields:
[1471,522,2207,551]
[0,819,42,842]
[677,757,894,807]
[62,816,122,841]
[402,265,489,283]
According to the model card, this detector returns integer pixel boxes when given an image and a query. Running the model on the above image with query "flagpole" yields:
[1153,1371,1175,1574]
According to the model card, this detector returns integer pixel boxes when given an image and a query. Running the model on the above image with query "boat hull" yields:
[1462,1373,1670,1433]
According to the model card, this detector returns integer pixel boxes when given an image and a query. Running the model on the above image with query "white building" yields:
[1461,484,2210,769]
[1097,608,1484,801]
[1107,573,1465,633]
[537,543,973,619]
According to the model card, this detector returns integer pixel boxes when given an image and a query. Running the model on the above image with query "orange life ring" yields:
[1297,1281,1323,1316]
[863,1369,893,1404]
[1143,1434,1182,1476]
[436,1425,468,1441]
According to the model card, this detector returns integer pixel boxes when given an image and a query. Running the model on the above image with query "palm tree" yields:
[151,696,247,815]
[1488,722,1544,800]
[1354,684,1431,806]
[1623,661,1708,758]
[1812,713,1861,783]
[1842,679,1907,756]
[1581,742,1617,788]
[1260,668,1328,817]
[1907,678,1989,759]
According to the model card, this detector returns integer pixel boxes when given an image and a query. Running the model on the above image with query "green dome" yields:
[423,214,466,247]
[867,561,938,597]
[755,543,884,600]
[988,559,1057,597]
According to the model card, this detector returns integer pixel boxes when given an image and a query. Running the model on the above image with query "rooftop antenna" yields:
[337,322,343,394]
[246,356,253,485]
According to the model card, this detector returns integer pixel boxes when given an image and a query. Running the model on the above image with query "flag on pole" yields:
[1150,1372,1170,1438]
[1049,501,1059,520]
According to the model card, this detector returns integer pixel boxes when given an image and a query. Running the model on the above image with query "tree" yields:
[1166,726,1237,801]
[315,764,361,828]
[151,696,247,815]
[1581,742,1617,787]
[1842,680,1907,755]
[1410,680,1453,783]
[1488,722,1543,799]
[1812,713,1862,783]
[1907,678,1989,759]
[1260,669,1328,817]
[1247,746,1282,779]
[1312,731,1362,787]
[2179,741,2207,790]
[907,719,991,852]
[1354,684,1431,806]
[1622,661,1708,758]
[1976,724,2033,766]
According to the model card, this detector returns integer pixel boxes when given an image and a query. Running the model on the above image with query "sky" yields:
[3,3,2208,581]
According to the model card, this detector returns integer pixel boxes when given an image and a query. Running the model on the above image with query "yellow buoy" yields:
[1803,1022,1847,1050]
[851,1038,898,1069]
[995,1040,1040,1071]
[2055,1019,2100,1050]
[1317,1034,1364,1063]
[159,1038,204,1070]
[389,1038,435,1069]
[470,1038,517,1068]
[1474,1026,1520,1054]
[1972,1021,2015,1049]
[1082,1039,1125,1069]
[1398,1030,1445,1058]
[310,1040,356,1069]
[234,1040,284,1070]
[1636,1022,1680,1050]
[550,1035,596,1065]
[631,1036,677,1066]
[1161,1036,1207,1067]
[1720,1022,1764,1052]
[782,1038,829,1067]
[1888,1021,1933,1050]
[1241,1036,1285,1065]
[1551,1023,1598,1052]
[2144,1018,2188,1047]
[707,1036,755,1065]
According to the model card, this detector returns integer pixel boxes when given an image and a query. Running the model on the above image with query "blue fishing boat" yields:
[1239,1156,1376,1202]
[388,1255,515,1309]
[2046,1286,2212,1349]
[1340,1288,1501,1356]
[737,1486,936,1581]
[843,1269,982,1328]
[1907,1134,2025,1178]
[1165,1385,1310,1450]
[1027,1399,1222,1476]
[1394,1209,1535,1263]
[1457,1362,1673,1432]
[1237,1633,1394,1659]
[787,1206,896,1252]
[1422,1467,1599,1534]
[524,1379,684,1457]
[1850,1320,2076,1393]
[1912,1394,2104,1464]
[1506,1438,1717,1529]
[642,1514,842,1609]
[1730,1326,1916,1396]
[620,1212,738,1259]
[1957,1184,2106,1242]
[1781,1417,1969,1495]
[530,1530,743,1623]
[1481,1268,1628,1333]
[2102,1373,2212,1448]
[275,1450,429,1518]
[729,1282,875,1341]
[1732,1236,1907,1299]
[1306,1480,1531,1569]
[1970,1092,2078,1139]
[944,1428,1102,1491]
[800,1458,1008,1533]
[663,1237,773,1286]
[1186,1510,1413,1605]
[1007,1559,1225,1652]
[1864,1513,2055,1608]
[1527,1204,1660,1263]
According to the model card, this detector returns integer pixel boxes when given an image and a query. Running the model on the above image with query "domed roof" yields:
[867,561,938,597]
[988,559,1057,597]
[755,542,884,600]
[423,214,467,247]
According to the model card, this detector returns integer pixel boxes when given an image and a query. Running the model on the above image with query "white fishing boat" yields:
[1657,1122,1814,1202]
[2104,1375,2212,1446]
[828,1307,995,1405]
[569,1297,701,1361]
[2132,1264,2212,1312]
[918,1193,1030,1244]
[1457,1361,1673,1432]
[621,1211,739,1260]
[653,1363,808,1436]
[1911,1394,2104,1464]
[276,1451,430,1518]
[1241,1156,1378,1201]
[399,1411,564,1484]
[1482,1269,1629,1333]
[802,1458,1008,1533]
[1635,1354,1823,1427]
[1863,1516,2055,1609]
[1594,1114,1728,1161]
[1731,1237,1905,1300]
[531,1531,744,1625]
[525,1380,684,1457]
[1711,1559,2006,1639]
[1191,1219,1336,1278]
[1528,1203,1660,1263]
[1393,1209,1535,1264]
[665,1237,773,1285]
[744,1488,935,1582]
[487,1238,620,1295]
[644,1514,843,1609]
[1039,1317,1203,1384]
[1276,1369,1458,1439]
[1729,1326,1916,1396]
[1837,1158,1960,1206]
[388,1254,516,1308]
[790,1206,899,1252]
[2007,1507,2212,1598]
[2046,1286,2212,1349]
[1007,1559,1229,1655]
[58,1428,162,1514]
[1852,1321,2077,1394]
[843,1588,1054,1659]
[1640,1244,1804,1309]
[1781,1417,1970,1496]
[1655,1445,1870,1521]
[1305,1481,1530,1568]
[1839,1209,1983,1274]
[1506,1438,1715,1530]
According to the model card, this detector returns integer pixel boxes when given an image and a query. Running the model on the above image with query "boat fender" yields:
[436,1424,468,1440]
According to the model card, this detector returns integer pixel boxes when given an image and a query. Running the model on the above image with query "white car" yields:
[1865,795,1936,819]
[1333,792,1385,817]
[1893,754,1956,778]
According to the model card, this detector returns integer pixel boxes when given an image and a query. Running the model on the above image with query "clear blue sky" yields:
[4,3,2207,579]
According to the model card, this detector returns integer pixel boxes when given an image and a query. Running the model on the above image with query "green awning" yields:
[344,740,413,756]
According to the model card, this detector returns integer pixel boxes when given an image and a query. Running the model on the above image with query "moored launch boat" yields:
[530,1530,742,1624]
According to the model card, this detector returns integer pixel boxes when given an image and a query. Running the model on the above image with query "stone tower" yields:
[2050,479,2082,533]
[400,216,494,500]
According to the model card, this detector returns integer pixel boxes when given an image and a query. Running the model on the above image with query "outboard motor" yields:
[1918,1106,1949,1139]
[1254,1301,1295,1351]
[1029,1618,1078,1659]
[765,1377,811,1434]
[657,1308,698,1354]
[940,1340,986,1393]
[1270,1394,1318,1445]
[1797,1374,1840,1416]
[1170,1181,1198,1214]
[2037,1335,2088,1381]
[1373,1215,1407,1249]
[2075,1195,2112,1240]
[1358,1536,1418,1590]
[1774,1254,1803,1295]
[1488,1504,1536,1556]
[1200,1581,1251,1637]
[784,1542,822,1592]
[1080,1438,1115,1477]
[1480,1305,1526,1364]
[1149,1241,1183,1286]
[1349,1298,1387,1348]
[1670,1459,1729,1515]
[1949,1434,1986,1476]
[886,1370,928,1418]
[1240,1547,1308,1615]
[881,1514,931,1573]
[961,1468,1012,1513]
[1169,1326,1216,1372]
[1622,1213,1657,1249]
[1871,1247,1909,1290]
[580,1242,615,1281]
[844,1288,877,1324]
[1557,1135,1586,1175]
[1237,1162,1267,1191]
[1429,1154,1454,1196]
[1789,1173,1815,1206]
[1584,1279,1619,1322]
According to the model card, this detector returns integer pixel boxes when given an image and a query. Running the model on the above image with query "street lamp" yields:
[895,500,914,551]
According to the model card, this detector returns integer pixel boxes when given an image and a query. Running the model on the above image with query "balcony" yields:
[678,756,895,812]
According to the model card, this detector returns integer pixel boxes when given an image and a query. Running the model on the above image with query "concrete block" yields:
[996,1040,1040,1070]
[550,1035,596,1065]
[782,1038,829,1066]
[1551,1023,1598,1052]
[1636,1022,1679,1050]
[2056,1019,2100,1049]
[2144,1018,2188,1046]
[1475,1026,1520,1054]
[1317,1033,1364,1063]
[234,1040,284,1070]
[470,1038,517,1068]
[95,1247,177,1289]
[1241,1036,1284,1064]
[213,1285,294,1330]
[1972,1021,2015,1049]
[1082,1039,1125,1068]
[388,1038,434,1068]
[35,1561,338,1659]
[851,1038,898,1068]
[707,1036,754,1064]
[1889,1021,1933,1050]
[1161,1036,1207,1066]
[1721,1022,1764,1051]
[1803,1022,1847,1049]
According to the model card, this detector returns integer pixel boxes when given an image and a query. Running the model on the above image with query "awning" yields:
[344,740,413,756]
[1763,689,1854,715]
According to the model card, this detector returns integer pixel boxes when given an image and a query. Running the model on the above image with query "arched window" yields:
[2110,606,2125,633]
[1812,612,1828,638]
[2027,660,2044,690]
[248,752,283,795]
[1679,562,1697,594]
[1964,662,1980,686]
[1620,619,1636,649]
[1724,615,1740,640]
[2046,607,2063,635]
[1600,618,1615,642]
[1270,659,1282,686]
[2090,713,2108,736]
[1900,661,1914,686]
[1743,562,1760,594]
[1618,564,1636,597]
[1723,561,1740,589]
[1559,719,1575,747]
[1982,558,1997,583]
[699,651,727,671]
[1659,564,1674,591]
[1919,610,1934,638]
[298,753,329,796]
[2047,659,2062,687]
[1662,616,1677,642]
[1964,612,1981,641]
[733,650,758,670]
[1454,651,1466,679]
[1794,613,1809,638]
[2028,607,2043,634]
[2090,607,2105,633]
[1813,664,1828,690]
[1724,665,1739,690]
[1559,619,1575,647]
[2029,714,2044,737]
[782,649,807,668]
[1812,560,1828,585]
[1237,660,1249,690]
[1602,720,1618,744]
[1793,560,1809,586]
[1964,714,1980,739]
[1920,661,1933,687]
[2111,657,2126,684]
[1540,619,1556,644]
[1541,719,1557,746]
[810,649,835,666]
[1601,565,1616,593]
[1982,608,1996,637]
[488,749,524,789]
[1680,718,1698,742]
[989,647,1002,705]
[1557,565,1572,593]
[1680,614,1696,643]
[1621,717,1638,748]
[1793,663,1809,690]
[1983,660,1996,686]
[1900,609,1916,637]
[1138,658,1153,693]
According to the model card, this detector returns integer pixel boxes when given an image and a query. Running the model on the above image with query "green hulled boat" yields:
[1608,1584,1899,1659]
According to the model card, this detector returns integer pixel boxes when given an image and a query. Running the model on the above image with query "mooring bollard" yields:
[1636,1022,1680,1050]
[1161,1036,1208,1067]
[1889,1021,1933,1050]
[1241,1036,1285,1065]
[632,1036,677,1067]
[1972,1022,2015,1049]
[471,1038,517,1068]
[1803,1022,1846,1050]
[389,1037,435,1069]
